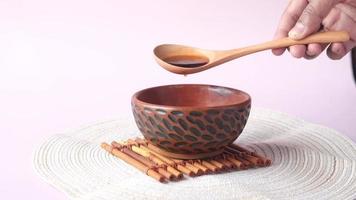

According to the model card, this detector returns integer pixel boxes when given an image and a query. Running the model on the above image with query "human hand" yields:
[272,0,356,60]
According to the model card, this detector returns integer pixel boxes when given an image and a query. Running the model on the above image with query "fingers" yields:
[289,0,340,40]
[273,0,356,59]
[322,5,356,59]
[327,42,345,60]
[304,43,327,59]
[327,41,355,59]
[289,45,307,58]
[272,0,308,56]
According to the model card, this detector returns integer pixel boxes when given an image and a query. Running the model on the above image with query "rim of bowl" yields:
[132,84,251,110]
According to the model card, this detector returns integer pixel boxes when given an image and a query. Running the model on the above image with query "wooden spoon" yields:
[153,31,350,75]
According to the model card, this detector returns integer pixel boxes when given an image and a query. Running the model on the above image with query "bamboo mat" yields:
[33,108,356,200]
[100,138,271,182]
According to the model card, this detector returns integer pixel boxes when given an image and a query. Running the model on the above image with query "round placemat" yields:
[33,108,356,200]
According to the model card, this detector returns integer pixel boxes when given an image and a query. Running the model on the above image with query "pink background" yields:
[1,0,355,199]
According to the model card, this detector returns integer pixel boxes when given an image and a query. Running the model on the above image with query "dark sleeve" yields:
[352,48,356,85]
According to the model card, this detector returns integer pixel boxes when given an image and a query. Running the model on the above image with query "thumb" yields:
[289,0,339,40]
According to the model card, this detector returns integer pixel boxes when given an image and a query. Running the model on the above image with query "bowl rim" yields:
[132,84,251,110]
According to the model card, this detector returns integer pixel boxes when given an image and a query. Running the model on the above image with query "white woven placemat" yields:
[33,108,356,200]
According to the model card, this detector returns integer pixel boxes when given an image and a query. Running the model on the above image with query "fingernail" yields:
[305,50,316,59]
[288,23,304,39]
[328,45,346,60]
[332,45,344,55]
[306,49,315,56]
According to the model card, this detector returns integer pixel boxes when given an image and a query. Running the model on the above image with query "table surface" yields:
[1,0,355,199]
[33,111,356,199]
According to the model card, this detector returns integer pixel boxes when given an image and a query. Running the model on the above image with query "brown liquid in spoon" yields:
[164,55,209,68]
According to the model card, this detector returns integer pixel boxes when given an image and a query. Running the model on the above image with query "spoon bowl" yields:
[154,31,350,75]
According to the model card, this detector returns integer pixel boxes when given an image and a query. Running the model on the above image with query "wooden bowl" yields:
[131,84,251,159]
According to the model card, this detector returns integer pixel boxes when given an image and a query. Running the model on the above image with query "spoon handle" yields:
[264,31,349,48]
[230,31,350,57]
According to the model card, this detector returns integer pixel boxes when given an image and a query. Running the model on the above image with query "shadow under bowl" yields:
[131,84,251,159]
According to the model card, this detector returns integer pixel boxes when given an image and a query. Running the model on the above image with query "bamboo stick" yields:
[218,158,236,169]
[131,146,165,167]
[176,164,194,176]
[209,160,226,170]
[229,143,254,155]
[192,161,210,173]
[135,137,147,145]
[121,147,174,180]
[131,145,183,179]
[226,157,246,169]
[185,163,203,175]
[201,160,219,172]
[111,141,174,180]
[127,139,139,146]
[101,143,164,182]
[225,146,247,157]
[139,145,176,166]
[229,144,271,166]
[244,154,264,166]
[142,143,194,176]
